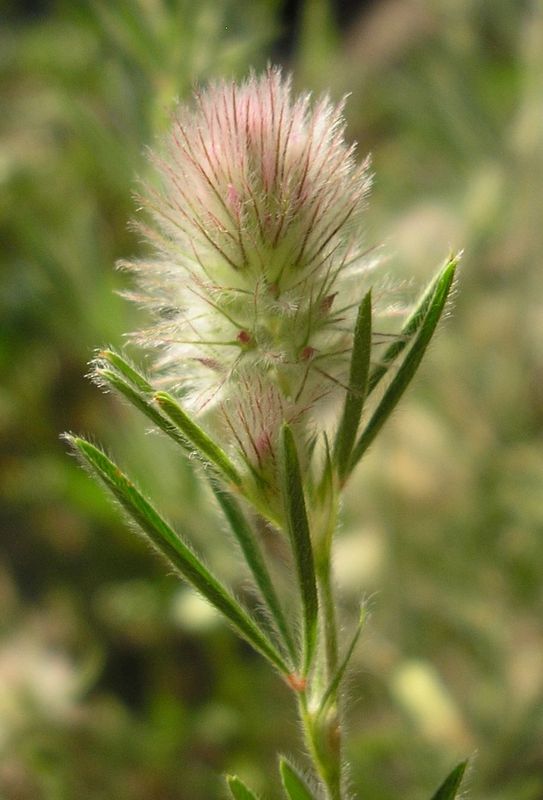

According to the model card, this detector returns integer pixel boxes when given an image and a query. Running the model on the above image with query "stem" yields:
[314,556,343,799]
[319,559,339,680]
[285,450,345,798]
[298,493,344,799]
[316,475,341,682]
[298,691,343,800]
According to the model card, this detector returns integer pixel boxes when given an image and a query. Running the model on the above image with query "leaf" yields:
[334,290,372,481]
[366,259,451,396]
[348,255,458,476]
[96,369,189,450]
[315,433,337,551]
[91,353,193,455]
[214,487,296,662]
[317,432,334,504]
[65,435,290,676]
[279,757,316,800]
[318,606,366,717]
[95,349,153,394]
[226,775,260,800]
[280,425,318,676]
[95,366,294,659]
[430,761,468,800]
[155,391,242,487]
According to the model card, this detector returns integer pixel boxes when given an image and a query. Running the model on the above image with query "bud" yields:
[124,67,380,490]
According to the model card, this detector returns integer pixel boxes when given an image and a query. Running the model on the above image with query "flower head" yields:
[125,67,379,480]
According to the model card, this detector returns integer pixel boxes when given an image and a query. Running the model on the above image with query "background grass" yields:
[1,1,542,798]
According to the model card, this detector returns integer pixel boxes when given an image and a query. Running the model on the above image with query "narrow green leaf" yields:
[226,775,260,800]
[92,356,292,531]
[279,758,316,800]
[318,606,366,717]
[95,349,153,394]
[95,371,294,660]
[280,425,318,675]
[317,432,334,505]
[349,255,458,475]
[315,434,338,551]
[65,435,289,676]
[155,391,242,487]
[334,290,372,480]
[97,369,189,450]
[367,259,452,396]
[430,761,468,800]
[214,487,297,663]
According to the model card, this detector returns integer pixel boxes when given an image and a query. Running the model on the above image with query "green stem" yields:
[298,691,342,800]
[316,482,341,682]
[314,556,343,800]
[319,559,339,681]
[285,442,345,798]
[298,496,343,800]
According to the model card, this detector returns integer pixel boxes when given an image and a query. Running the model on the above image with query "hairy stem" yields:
[316,473,341,682]
[319,559,339,681]
[315,556,343,799]
[299,490,344,800]
[298,691,343,800]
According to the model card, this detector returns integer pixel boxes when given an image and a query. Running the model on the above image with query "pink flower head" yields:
[124,67,378,477]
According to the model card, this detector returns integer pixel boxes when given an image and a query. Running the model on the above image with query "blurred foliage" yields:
[1,0,542,798]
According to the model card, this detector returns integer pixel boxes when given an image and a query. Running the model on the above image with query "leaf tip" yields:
[430,758,469,800]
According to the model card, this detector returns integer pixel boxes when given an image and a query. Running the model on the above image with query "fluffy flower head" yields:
[126,67,377,473]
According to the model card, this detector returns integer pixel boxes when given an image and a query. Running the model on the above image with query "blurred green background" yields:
[1,0,542,798]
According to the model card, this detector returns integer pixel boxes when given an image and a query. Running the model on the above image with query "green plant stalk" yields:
[319,521,343,797]
[319,564,339,684]
[315,443,341,683]
[316,495,341,679]
[304,488,344,800]
[298,690,342,800]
